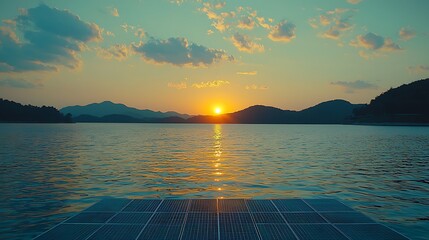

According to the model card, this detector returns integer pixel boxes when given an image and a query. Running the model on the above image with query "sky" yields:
[0,0,428,115]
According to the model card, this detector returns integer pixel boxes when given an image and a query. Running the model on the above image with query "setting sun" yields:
[214,107,222,115]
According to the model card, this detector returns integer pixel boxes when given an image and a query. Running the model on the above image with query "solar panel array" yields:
[34,198,409,240]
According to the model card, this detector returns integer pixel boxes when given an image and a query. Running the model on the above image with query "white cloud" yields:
[245,84,268,90]
[168,82,187,89]
[399,27,416,41]
[268,20,296,42]
[231,33,264,53]
[192,80,230,88]
[133,37,234,67]
[237,71,257,75]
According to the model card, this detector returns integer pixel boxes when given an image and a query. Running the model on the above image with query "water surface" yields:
[0,123,428,239]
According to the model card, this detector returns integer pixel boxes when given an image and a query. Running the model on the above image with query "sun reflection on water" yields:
[213,124,224,198]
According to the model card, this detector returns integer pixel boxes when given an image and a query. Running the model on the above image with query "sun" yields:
[214,107,222,115]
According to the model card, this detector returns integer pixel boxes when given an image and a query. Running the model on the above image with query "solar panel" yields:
[65,212,115,223]
[122,199,161,212]
[282,212,327,224]
[246,200,278,213]
[87,224,143,240]
[321,212,375,223]
[336,223,409,240]
[85,198,131,212]
[272,199,314,212]
[36,198,410,240]
[257,224,298,240]
[219,199,248,212]
[252,213,286,224]
[34,224,101,240]
[157,199,190,212]
[189,199,217,212]
[290,223,349,240]
[107,212,152,224]
[304,199,355,212]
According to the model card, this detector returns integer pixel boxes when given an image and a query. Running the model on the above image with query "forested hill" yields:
[0,99,72,123]
[353,78,429,123]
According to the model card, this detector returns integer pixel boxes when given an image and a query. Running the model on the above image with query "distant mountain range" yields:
[60,101,191,119]
[63,99,363,124]
[187,100,363,124]
[2,78,428,124]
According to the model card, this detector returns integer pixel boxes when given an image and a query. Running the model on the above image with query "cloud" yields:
[268,20,296,42]
[399,27,416,41]
[408,65,429,74]
[350,32,401,52]
[331,80,378,93]
[192,80,230,88]
[231,33,264,53]
[0,78,41,88]
[256,17,271,29]
[168,82,187,89]
[121,23,135,33]
[347,0,362,4]
[237,16,255,30]
[237,71,257,75]
[110,8,119,17]
[133,37,233,67]
[0,4,102,73]
[310,9,354,40]
[134,28,146,39]
[245,84,268,90]
[96,44,132,61]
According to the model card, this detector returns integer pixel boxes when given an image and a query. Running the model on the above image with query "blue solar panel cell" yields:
[290,224,349,240]
[282,212,327,224]
[157,199,190,212]
[252,213,286,223]
[336,223,410,240]
[87,224,144,240]
[148,212,186,225]
[272,199,314,212]
[220,224,259,240]
[137,224,182,240]
[219,213,254,224]
[186,212,218,225]
[107,212,152,224]
[182,223,218,240]
[122,199,161,212]
[34,224,101,240]
[219,199,248,212]
[65,212,115,223]
[189,199,217,212]
[322,212,375,223]
[257,224,298,240]
[246,200,278,213]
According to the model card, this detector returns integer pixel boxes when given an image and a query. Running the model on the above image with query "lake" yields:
[0,123,428,239]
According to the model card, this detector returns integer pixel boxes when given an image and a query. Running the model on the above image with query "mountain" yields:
[0,98,72,123]
[187,99,361,124]
[353,78,429,123]
[60,101,191,119]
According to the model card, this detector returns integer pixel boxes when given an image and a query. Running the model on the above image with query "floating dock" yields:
[34,198,409,240]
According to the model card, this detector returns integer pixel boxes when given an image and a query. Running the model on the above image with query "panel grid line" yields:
[133,199,164,240]
[302,199,352,240]
[270,199,300,240]
[244,199,262,240]
[178,199,191,240]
